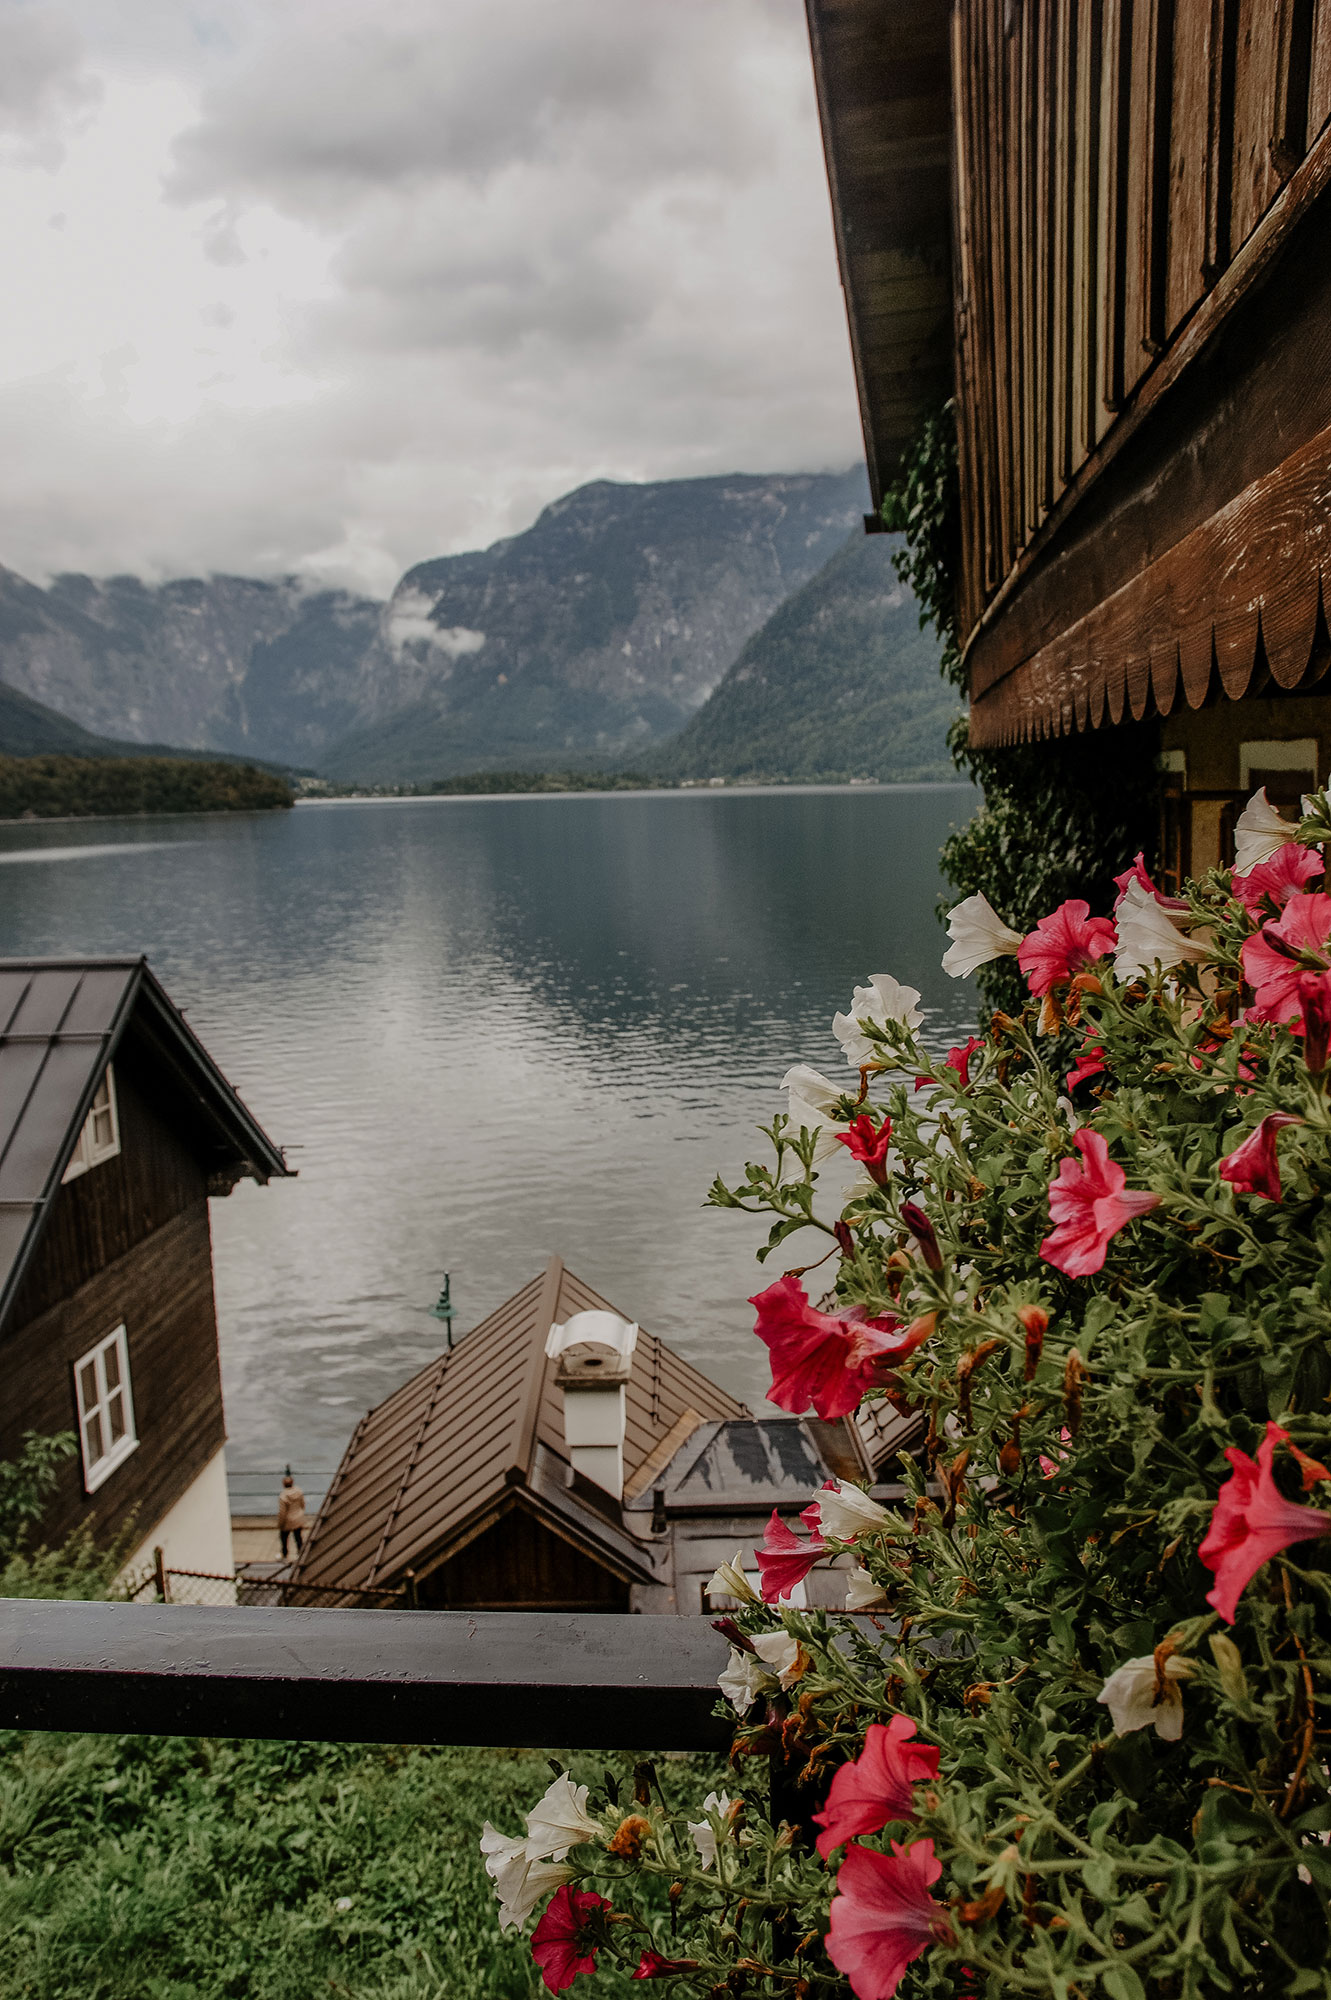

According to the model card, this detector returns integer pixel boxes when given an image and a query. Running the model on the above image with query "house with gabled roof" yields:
[294,1256,923,1614]
[0,958,290,1578]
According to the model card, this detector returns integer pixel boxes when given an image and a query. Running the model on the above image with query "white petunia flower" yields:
[488,1847,576,1931]
[1113,879,1213,979]
[845,1565,888,1610]
[1234,787,1300,873]
[832,974,924,1068]
[1097,1654,1195,1741]
[807,1479,892,1542]
[941,893,1024,978]
[523,1773,602,1860]
[707,1552,759,1604]
[780,1063,846,1164]
[687,1790,735,1871]
[752,1628,804,1688]
[718,1646,771,1715]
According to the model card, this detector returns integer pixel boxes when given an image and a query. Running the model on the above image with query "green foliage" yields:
[880,407,1161,1004]
[0,1436,77,1560]
[426,770,656,796]
[0,755,293,820]
[582,802,1331,1997]
[0,1737,725,2000]
[0,1433,125,1602]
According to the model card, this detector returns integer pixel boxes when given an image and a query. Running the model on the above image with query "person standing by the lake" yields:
[277,1473,307,1559]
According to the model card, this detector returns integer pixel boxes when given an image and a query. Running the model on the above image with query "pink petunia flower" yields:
[531,1886,609,1994]
[1017,900,1117,997]
[1241,892,1331,1024]
[1231,842,1324,918]
[826,1839,953,2000]
[1199,1422,1331,1624]
[1065,1039,1108,1091]
[836,1113,893,1184]
[1217,1112,1302,1201]
[1039,1129,1159,1278]
[750,1274,934,1421]
[632,1952,698,1980]
[813,1718,941,1858]
[756,1507,830,1603]
[1112,852,1184,911]
[1300,970,1331,1073]
[945,1036,984,1089]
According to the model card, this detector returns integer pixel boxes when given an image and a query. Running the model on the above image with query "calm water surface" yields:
[0,786,976,1504]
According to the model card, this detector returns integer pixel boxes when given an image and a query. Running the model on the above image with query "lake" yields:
[0,784,975,1509]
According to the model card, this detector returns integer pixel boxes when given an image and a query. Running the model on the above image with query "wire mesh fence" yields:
[124,1559,409,1611]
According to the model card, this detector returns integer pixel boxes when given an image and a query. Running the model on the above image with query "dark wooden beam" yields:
[0,1599,731,1750]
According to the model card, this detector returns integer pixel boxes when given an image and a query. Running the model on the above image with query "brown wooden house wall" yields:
[952,0,1331,655]
[416,1504,630,1613]
[2,1057,226,1556]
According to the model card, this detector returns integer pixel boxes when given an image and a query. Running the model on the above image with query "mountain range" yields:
[0,468,953,785]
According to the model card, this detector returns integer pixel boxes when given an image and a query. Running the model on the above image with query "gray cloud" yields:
[0,5,98,146]
[0,0,862,593]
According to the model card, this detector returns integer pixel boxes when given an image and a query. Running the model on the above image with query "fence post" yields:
[153,1546,170,1604]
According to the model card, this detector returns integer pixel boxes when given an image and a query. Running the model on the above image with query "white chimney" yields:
[545,1310,638,1499]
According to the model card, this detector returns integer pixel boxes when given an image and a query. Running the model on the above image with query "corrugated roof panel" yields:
[6,968,83,1038]
[59,964,138,1037]
[0,972,35,1037]
[0,1042,99,1202]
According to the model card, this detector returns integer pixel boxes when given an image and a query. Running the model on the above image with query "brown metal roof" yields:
[0,958,290,1336]
[804,0,953,516]
[296,1257,750,1595]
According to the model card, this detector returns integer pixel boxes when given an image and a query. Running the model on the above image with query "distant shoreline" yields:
[295,779,976,807]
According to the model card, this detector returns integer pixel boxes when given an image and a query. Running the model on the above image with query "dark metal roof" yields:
[0,957,290,1335]
[295,1257,751,1595]
[804,0,953,517]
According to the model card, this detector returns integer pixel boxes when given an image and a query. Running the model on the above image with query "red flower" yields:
[531,1887,610,1992]
[1232,842,1323,917]
[1300,971,1331,1073]
[1217,1112,1301,1201]
[826,1839,953,2000]
[1017,900,1117,997]
[1112,852,1172,910]
[945,1036,984,1089]
[1242,891,1331,1024]
[1200,1422,1331,1624]
[756,1507,830,1603]
[751,1274,934,1421]
[837,1113,892,1184]
[813,1717,941,1858]
[632,1952,698,1980]
[1039,1128,1159,1278]
[1065,1039,1107,1090]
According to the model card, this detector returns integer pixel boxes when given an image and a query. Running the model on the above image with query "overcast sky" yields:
[0,0,862,596]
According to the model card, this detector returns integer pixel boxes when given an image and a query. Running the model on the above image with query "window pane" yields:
[102,1343,121,1392]
[107,1390,125,1444]
[84,1412,104,1464]
[78,1361,99,1413]
[92,1108,114,1147]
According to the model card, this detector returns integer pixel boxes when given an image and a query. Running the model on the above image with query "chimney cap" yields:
[546,1309,639,1383]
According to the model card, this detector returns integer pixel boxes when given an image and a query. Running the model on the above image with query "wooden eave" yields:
[804,0,954,513]
[0,957,290,1339]
[968,118,1331,748]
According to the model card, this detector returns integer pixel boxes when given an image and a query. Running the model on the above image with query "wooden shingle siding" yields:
[945,0,1331,742]
[1,1203,225,1552]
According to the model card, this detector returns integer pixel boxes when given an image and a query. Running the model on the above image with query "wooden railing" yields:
[0,1600,731,1750]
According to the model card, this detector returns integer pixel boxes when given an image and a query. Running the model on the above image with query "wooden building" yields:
[295,1257,922,1614]
[808,1,1331,873]
[0,959,289,1577]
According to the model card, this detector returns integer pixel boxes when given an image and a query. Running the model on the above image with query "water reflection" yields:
[0,786,976,1492]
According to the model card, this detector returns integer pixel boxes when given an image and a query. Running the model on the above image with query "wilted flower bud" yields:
[1209,1633,1250,1706]
[1017,1304,1048,1380]
[900,1200,943,1271]
[607,1815,652,1860]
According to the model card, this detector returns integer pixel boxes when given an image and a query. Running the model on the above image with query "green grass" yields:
[0,1732,727,2000]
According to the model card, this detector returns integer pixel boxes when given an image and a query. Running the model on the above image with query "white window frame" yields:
[62,1066,121,1184]
[73,1324,138,1493]
[1239,739,1319,791]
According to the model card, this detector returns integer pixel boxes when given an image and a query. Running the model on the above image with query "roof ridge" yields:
[365,1349,453,1587]
[508,1255,565,1484]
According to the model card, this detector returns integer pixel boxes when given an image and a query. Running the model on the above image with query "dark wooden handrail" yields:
[0,1600,731,1749]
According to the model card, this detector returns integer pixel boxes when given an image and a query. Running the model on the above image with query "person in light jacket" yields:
[277,1473,307,1559]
